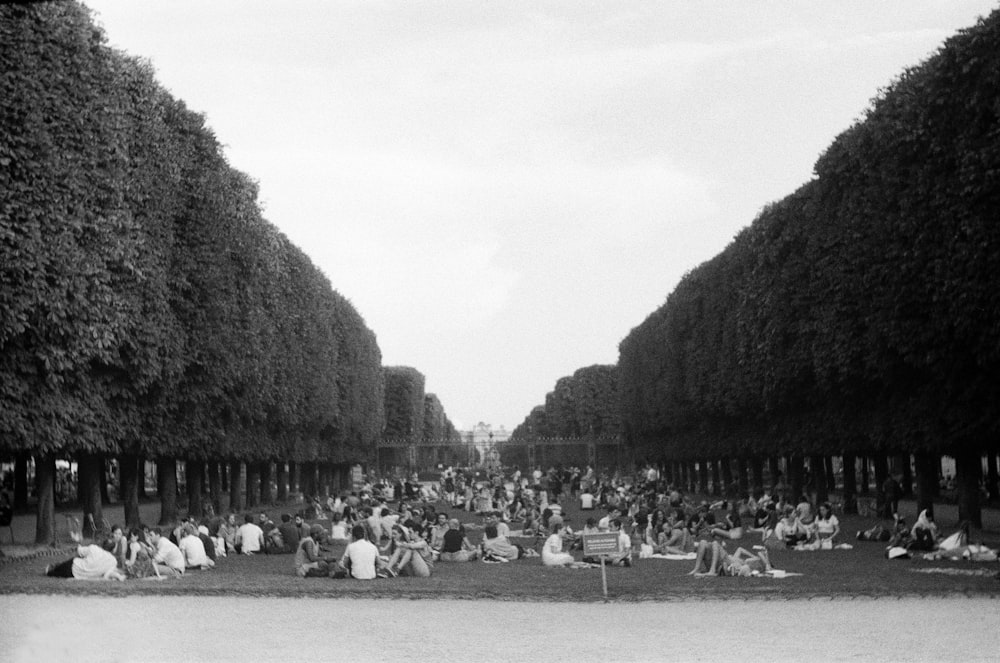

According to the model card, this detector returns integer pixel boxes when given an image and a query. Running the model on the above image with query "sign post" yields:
[583,532,620,600]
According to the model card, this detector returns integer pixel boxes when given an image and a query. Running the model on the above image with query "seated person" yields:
[542,522,576,567]
[296,525,332,577]
[579,490,595,510]
[277,514,300,554]
[814,502,840,547]
[439,519,478,562]
[148,528,186,576]
[339,524,386,580]
[385,525,433,577]
[178,523,215,569]
[908,509,939,551]
[711,506,744,541]
[773,507,806,548]
[329,512,349,541]
[235,514,265,555]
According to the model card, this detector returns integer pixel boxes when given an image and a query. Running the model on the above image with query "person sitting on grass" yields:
[178,523,214,570]
[384,524,433,577]
[124,527,161,580]
[813,502,840,547]
[45,530,125,581]
[235,514,265,555]
[148,528,186,576]
[772,506,806,548]
[655,510,694,555]
[439,518,479,562]
[339,524,386,580]
[710,504,744,541]
[277,514,300,554]
[908,509,939,551]
[428,512,450,553]
[296,525,332,577]
[217,513,238,554]
[329,512,349,541]
[542,522,577,567]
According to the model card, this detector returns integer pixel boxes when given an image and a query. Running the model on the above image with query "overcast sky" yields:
[86,1,996,431]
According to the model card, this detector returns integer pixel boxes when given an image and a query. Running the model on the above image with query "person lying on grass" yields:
[45,530,126,581]
[688,540,775,577]
[480,524,525,562]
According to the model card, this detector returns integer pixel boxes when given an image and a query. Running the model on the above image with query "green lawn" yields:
[2,497,998,601]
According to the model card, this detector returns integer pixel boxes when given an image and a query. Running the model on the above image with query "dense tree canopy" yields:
[0,2,384,467]
[618,9,1000,463]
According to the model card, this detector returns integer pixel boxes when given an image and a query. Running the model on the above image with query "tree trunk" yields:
[898,453,913,497]
[157,458,178,526]
[860,456,870,495]
[301,461,317,498]
[811,455,829,504]
[208,461,223,515]
[119,453,141,529]
[229,460,244,512]
[78,453,104,537]
[289,461,299,496]
[259,461,273,505]
[276,462,288,502]
[185,459,204,519]
[788,455,804,503]
[721,458,735,499]
[985,452,999,503]
[750,457,764,494]
[767,456,781,492]
[872,453,888,517]
[825,456,836,493]
[34,454,56,546]
[709,460,720,497]
[14,453,28,511]
[99,458,111,505]
[841,454,857,514]
[914,451,938,517]
[954,449,982,528]
[698,460,709,495]
[246,462,260,508]
[137,456,147,499]
[737,457,749,496]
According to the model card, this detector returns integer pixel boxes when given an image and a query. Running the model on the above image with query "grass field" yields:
[2,496,998,601]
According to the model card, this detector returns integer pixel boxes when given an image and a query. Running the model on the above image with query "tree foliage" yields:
[618,10,1000,461]
[0,2,383,467]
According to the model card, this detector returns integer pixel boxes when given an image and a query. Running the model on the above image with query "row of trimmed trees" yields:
[382,366,463,470]
[512,10,1000,526]
[2,2,387,542]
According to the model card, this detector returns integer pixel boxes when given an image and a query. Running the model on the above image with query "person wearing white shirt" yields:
[178,524,214,569]
[340,524,382,580]
[148,528,186,575]
[235,514,265,555]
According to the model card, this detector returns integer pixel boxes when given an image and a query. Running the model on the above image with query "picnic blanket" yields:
[649,553,697,561]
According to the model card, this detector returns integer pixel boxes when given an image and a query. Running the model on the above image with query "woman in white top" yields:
[814,502,840,545]
[541,522,575,566]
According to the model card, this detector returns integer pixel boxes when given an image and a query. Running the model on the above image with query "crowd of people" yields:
[41,463,997,583]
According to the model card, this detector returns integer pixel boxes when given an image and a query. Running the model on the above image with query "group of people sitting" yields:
[46,518,219,581]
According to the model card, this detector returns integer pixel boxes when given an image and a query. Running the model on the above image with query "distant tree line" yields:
[380,366,462,470]
[1,2,389,543]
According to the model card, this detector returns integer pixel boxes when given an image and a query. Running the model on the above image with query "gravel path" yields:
[2,595,998,662]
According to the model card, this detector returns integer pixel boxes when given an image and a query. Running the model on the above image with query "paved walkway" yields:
[2,595,998,662]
